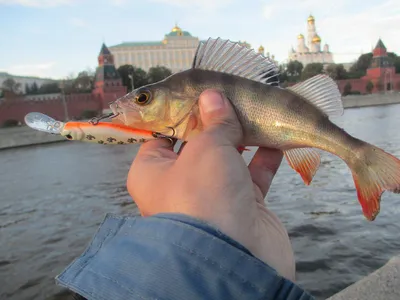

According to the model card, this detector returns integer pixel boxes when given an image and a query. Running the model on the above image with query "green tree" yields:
[30,82,39,94]
[2,78,21,94]
[301,63,323,80]
[325,63,348,80]
[147,66,172,84]
[343,82,352,96]
[73,71,93,92]
[277,64,289,83]
[117,65,148,92]
[38,82,61,94]
[366,81,374,93]
[285,60,303,82]
[25,83,31,94]
[349,53,373,77]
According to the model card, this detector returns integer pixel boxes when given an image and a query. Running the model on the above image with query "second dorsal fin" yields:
[287,74,344,117]
[192,38,280,86]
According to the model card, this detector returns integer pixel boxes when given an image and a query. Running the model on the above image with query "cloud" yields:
[1,62,57,78]
[69,17,88,28]
[0,0,77,7]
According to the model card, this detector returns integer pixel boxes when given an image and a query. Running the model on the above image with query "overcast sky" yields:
[0,0,398,79]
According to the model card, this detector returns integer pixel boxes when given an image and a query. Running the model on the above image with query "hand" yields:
[127,89,296,281]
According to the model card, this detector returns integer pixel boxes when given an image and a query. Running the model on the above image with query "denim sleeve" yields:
[56,213,314,300]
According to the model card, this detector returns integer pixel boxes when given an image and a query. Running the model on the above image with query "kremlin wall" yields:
[0,17,400,130]
[0,43,127,127]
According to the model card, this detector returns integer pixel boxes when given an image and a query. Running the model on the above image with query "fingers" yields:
[248,147,283,198]
[136,138,178,161]
[198,89,243,147]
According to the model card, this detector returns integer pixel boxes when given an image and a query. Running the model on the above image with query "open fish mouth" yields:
[109,99,142,125]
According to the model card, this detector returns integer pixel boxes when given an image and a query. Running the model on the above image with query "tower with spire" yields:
[92,43,127,110]
[288,15,333,67]
[362,38,396,91]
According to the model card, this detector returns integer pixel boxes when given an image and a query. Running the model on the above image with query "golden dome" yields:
[297,34,304,39]
[258,45,264,52]
[312,34,321,43]
[171,24,182,32]
[307,15,315,23]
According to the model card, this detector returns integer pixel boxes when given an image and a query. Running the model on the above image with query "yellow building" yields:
[109,25,200,73]
[109,24,277,73]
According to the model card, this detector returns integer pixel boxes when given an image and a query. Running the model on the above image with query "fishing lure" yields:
[24,112,164,145]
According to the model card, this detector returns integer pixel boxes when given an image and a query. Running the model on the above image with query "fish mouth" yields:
[109,99,141,125]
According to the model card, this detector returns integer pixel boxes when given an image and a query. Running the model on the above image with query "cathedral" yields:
[288,15,334,66]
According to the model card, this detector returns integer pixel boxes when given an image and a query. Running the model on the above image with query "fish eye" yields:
[134,90,152,105]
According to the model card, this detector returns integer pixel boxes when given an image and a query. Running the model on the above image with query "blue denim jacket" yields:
[56,213,314,300]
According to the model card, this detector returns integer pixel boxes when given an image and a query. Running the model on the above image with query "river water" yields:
[1,104,400,300]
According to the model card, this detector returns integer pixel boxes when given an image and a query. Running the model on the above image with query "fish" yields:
[24,112,160,145]
[108,37,400,221]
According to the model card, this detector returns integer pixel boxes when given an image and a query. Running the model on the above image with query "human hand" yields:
[127,89,296,281]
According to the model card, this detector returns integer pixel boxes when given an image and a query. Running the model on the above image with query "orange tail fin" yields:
[348,143,400,221]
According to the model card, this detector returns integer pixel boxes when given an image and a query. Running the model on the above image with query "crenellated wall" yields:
[0,92,104,125]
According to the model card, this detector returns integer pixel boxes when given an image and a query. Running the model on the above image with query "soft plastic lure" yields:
[24,112,163,145]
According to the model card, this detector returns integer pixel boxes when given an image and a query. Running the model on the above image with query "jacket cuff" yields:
[56,213,314,300]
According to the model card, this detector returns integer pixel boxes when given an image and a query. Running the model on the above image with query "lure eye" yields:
[135,90,152,105]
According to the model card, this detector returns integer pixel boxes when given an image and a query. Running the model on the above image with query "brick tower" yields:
[92,43,127,111]
[364,39,396,91]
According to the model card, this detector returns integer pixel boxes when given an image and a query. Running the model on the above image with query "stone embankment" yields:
[0,126,66,150]
[1,93,399,150]
[326,255,400,300]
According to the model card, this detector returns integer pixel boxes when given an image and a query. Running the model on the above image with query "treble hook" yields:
[89,112,120,125]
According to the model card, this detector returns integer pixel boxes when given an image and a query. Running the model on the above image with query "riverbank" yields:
[343,92,400,108]
[1,93,399,150]
[0,126,66,150]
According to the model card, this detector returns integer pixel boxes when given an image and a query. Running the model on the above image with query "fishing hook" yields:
[89,112,120,125]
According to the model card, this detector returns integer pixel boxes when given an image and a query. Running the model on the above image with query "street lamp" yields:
[128,65,135,91]
[58,79,69,121]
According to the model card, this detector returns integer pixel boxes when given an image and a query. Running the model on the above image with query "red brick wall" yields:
[337,74,400,94]
[0,93,103,124]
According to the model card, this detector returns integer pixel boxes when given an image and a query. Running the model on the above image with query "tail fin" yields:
[348,143,400,221]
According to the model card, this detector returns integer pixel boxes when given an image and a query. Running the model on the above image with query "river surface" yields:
[1,104,400,300]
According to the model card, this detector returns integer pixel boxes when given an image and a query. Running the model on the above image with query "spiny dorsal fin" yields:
[284,148,321,185]
[287,74,344,117]
[192,38,280,86]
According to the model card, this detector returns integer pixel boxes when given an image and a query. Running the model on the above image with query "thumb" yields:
[199,89,243,146]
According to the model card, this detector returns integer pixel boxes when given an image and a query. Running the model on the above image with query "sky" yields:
[0,0,399,79]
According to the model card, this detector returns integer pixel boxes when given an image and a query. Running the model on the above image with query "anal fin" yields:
[284,148,321,185]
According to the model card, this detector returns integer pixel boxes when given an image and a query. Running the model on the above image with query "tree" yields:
[147,66,172,84]
[30,82,39,94]
[349,53,373,77]
[343,82,352,96]
[325,63,348,80]
[2,78,21,94]
[366,81,374,94]
[73,71,93,92]
[25,83,31,95]
[117,65,148,92]
[285,60,303,82]
[38,82,61,94]
[301,63,324,80]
